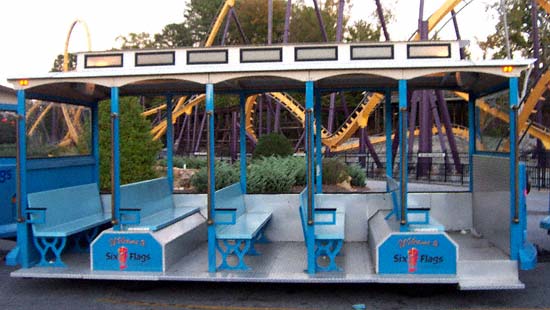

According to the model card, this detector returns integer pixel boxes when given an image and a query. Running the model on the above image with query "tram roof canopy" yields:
[9,41,533,102]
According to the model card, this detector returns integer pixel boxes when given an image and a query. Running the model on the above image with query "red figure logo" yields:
[408,247,419,273]
[118,246,128,270]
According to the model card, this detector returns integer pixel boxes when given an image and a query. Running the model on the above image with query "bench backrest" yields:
[215,183,245,217]
[120,177,172,217]
[27,183,102,229]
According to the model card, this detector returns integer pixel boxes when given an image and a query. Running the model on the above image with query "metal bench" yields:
[120,177,199,231]
[214,183,272,270]
[27,183,110,267]
[299,189,345,272]
[541,216,550,233]
[385,175,443,232]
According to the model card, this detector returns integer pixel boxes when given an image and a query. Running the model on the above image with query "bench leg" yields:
[33,237,67,267]
[216,239,251,271]
[248,228,270,256]
[315,239,343,272]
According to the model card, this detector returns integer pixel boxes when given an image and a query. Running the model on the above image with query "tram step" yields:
[457,259,524,290]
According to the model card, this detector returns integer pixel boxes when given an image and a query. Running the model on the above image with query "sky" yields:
[0,0,498,88]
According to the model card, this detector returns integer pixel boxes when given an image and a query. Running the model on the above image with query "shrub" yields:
[157,156,207,169]
[97,97,163,190]
[322,158,349,185]
[247,156,297,193]
[347,164,366,187]
[253,133,293,159]
[190,161,239,193]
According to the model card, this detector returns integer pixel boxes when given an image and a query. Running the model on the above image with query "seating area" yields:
[27,183,110,267]
[299,189,345,272]
[385,176,444,232]
[214,183,272,270]
[119,177,199,231]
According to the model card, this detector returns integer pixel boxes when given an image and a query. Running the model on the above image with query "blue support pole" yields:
[468,93,476,192]
[15,90,31,267]
[315,90,323,193]
[398,80,408,230]
[110,87,121,231]
[206,84,217,272]
[92,101,100,184]
[240,94,247,194]
[305,81,316,274]
[509,77,520,260]
[166,95,174,192]
[385,89,392,183]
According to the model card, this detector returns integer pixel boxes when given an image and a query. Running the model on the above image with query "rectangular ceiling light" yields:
[135,51,175,66]
[295,46,337,61]
[187,50,228,65]
[407,44,451,59]
[240,48,282,63]
[351,45,393,60]
[84,54,123,68]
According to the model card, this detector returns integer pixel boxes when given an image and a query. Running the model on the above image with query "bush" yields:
[347,164,366,187]
[322,158,349,185]
[247,156,297,193]
[253,133,293,159]
[157,156,207,169]
[97,97,163,190]
[190,161,239,193]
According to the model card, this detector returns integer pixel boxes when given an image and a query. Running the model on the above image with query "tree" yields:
[50,53,76,72]
[96,97,163,190]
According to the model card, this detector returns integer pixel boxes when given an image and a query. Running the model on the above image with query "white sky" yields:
[0,0,498,87]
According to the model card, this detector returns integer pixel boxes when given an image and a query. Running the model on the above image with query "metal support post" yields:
[509,77,521,260]
[468,93,476,192]
[206,84,217,272]
[305,81,316,274]
[398,80,408,228]
[315,90,323,193]
[92,101,99,184]
[110,87,121,231]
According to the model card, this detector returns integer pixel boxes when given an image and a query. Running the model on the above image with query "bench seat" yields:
[216,212,272,239]
[126,206,199,231]
[214,183,272,271]
[33,213,110,238]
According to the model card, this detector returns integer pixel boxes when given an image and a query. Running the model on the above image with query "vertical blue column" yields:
[206,84,217,272]
[110,87,121,231]
[509,77,520,260]
[305,81,316,274]
[15,90,31,267]
[239,94,247,194]
[166,95,174,192]
[385,89,392,183]
[92,101,100,184]
[468,93,476,192]
[398,80,408,230]
[315,90,323,193]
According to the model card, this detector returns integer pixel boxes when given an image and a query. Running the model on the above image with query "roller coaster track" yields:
[332,125,470,153]
[245,92,383,151]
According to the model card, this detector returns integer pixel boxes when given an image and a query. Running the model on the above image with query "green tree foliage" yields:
[322,158,349,185]
[97,97,163,190]
[253,133,293,158]
[346,164,366,187]
[480,0,550,62]
[190,161,239,192]
[247,156,298,193]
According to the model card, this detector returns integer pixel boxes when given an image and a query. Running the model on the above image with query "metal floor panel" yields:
[11,241,457,284]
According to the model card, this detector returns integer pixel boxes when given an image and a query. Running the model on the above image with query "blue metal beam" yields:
[509,77,520,260]
[206,84,217,273]
[110,88,121,231]
[315,90,323,193]
[468,93,476,192]
[305,80,316,274]
[398,80,408,230]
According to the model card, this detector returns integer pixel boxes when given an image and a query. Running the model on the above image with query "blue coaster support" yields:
[166,95,174,192]
[305,81,316,274]
[398,80,408,231]
[110,87,121,231]
[206,84,217,273]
